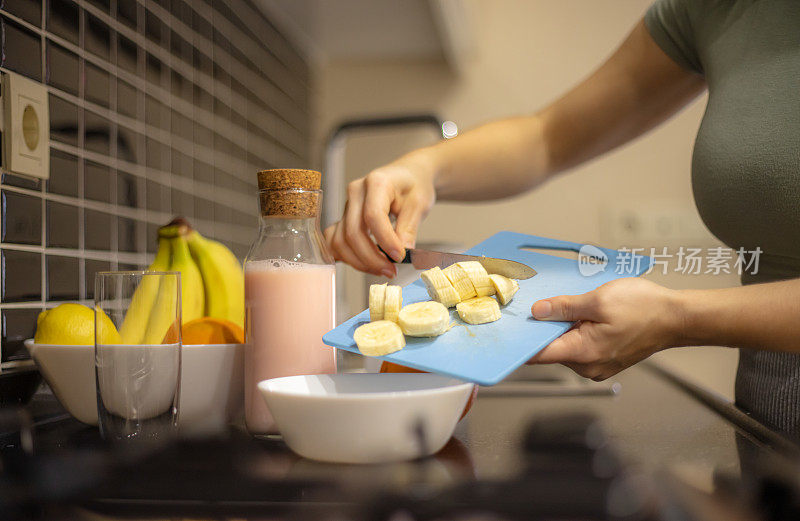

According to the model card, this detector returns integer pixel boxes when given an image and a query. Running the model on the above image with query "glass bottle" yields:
[244,169,337,435]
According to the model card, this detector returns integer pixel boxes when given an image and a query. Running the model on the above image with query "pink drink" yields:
[244,260,336,434]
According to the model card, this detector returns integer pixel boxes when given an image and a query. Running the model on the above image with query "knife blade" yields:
[385,247,537,280]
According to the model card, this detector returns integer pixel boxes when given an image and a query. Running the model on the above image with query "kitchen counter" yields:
[2,363,798,520]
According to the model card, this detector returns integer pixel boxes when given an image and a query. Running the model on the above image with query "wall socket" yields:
[2,71,50,179]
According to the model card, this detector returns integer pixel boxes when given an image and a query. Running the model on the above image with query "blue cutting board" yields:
[323,232,651,386]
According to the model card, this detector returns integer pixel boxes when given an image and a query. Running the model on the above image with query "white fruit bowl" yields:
[258,373,473,464]
[25,339,243,435]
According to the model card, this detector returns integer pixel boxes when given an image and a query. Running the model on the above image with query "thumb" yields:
[531,292,600,322]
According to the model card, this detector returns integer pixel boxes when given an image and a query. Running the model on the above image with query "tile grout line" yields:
[78,5,87,301]
[0,0,309,330]
[0,12,307,165]
[129,0,307,124]
[109,0,119,272]
[135,0,147,264]
[0,183,255,245]
[39,0,47,312]
[39,83,266,194]
[139,0,307,124]
[79,0,309,124]
[76,1,309,144]
[44,140,255,217]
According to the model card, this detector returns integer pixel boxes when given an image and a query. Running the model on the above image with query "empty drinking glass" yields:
[95,271,182,443]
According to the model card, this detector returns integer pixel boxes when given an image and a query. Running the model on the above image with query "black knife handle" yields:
[378,245,412,263]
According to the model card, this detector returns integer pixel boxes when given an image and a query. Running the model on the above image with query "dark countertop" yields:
[2,362,797,520]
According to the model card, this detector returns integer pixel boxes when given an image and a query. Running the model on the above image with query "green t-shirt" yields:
[646,0,800,285]
[645,0,800,437]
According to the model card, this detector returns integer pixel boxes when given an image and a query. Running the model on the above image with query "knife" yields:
[382,247,537,280]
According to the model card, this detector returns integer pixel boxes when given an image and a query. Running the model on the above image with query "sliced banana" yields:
[457,261,495,297]
[443,264,477,301]
[456,296,501,325]
[420,266,461,307]
[369,283,387,321]
[489,274,519,305]
[383,285,402,322]
[354,320,406,356]
[398,301,450,337]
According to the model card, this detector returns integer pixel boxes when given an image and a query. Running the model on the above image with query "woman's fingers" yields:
[323,225,337,257]
[529,327,585,364]
[531,292,601,322]
[331,222,370,272]
[393,194,426,250]
[362,175,406,262]
[343,182,396,277]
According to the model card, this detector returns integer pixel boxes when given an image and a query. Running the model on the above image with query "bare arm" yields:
[325,19,706,275]
[432,19,706,200]
[678,280,800,352]
[528,277,800,381]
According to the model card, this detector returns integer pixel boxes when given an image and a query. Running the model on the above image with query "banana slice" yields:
[383,285,402,322]
[354,320,405,356]
[420,267,461,307]
[457,261,495,297]
[456,296,501,325]
[489,274,519,305]
[369,283,387,321]
[443,264,477,301]
[398,301,450,337]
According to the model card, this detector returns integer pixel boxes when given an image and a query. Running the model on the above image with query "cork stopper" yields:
[257,169,322,217]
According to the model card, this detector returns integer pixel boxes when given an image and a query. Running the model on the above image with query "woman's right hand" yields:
[323,154,437,278]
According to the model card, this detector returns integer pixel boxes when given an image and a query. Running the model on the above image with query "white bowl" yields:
[258,373,473,464]
[25,339,243,435]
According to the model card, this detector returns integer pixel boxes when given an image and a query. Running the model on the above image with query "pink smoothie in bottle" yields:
[244,169,337,435]
[244,260,336,433]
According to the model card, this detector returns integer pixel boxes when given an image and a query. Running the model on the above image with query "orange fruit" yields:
[180,317,244,345]
[379,361,478,420]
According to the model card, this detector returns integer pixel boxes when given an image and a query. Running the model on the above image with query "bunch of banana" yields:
[119,236,172,344]
[119,217,244,344]
[160,223,205,325]
[186,229,245,329]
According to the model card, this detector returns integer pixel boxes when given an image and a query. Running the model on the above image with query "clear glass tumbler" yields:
[95,271,182,443]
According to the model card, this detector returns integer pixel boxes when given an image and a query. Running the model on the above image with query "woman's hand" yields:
[323,155,437,278]
[528,278,685,381]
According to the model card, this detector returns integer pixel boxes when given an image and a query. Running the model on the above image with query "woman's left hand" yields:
[528,278,685,381]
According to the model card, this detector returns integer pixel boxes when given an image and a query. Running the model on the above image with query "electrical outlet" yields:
[2,72,50,179]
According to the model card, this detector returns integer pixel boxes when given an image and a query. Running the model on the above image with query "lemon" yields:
[34,303,122,345]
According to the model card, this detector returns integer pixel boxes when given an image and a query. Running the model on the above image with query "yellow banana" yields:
[141,270,180,344]
[119,237,172,344]
[167,231,205,324]
[186,230,244,329]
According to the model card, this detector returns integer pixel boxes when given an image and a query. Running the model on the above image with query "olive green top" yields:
[645,0,800,436]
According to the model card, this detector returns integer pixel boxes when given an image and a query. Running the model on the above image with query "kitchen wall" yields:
[0,1,311,372]
[312,0,740,398]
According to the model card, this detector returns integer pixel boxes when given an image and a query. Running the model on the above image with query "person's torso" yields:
[690,0,800,283]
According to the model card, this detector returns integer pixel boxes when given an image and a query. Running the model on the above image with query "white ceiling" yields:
[258,0,446,62]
